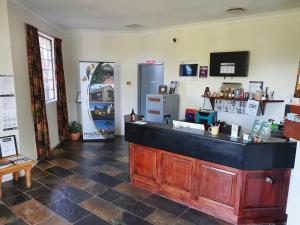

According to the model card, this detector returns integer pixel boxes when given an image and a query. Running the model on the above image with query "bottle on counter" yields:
[130,108,136,122]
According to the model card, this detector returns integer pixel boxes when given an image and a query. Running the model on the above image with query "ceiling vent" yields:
[226,7,246,13]
[125,24,144,30]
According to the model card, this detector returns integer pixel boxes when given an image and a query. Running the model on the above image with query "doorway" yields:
[137,64,164,116]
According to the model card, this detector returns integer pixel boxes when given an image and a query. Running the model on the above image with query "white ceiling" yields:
[11,0,300,31]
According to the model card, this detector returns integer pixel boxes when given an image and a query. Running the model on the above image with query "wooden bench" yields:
[0,158,34,197]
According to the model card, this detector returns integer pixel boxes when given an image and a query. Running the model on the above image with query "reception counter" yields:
[125,121,297,225]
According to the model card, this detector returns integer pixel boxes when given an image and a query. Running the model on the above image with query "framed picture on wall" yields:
[199,66,208,78]
[0,135,18,158]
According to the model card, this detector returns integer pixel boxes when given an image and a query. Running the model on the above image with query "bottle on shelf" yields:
[130,108,136,122]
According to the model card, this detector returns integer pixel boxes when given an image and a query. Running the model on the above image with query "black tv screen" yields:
[210,51,250,77]
[179,64,198,76]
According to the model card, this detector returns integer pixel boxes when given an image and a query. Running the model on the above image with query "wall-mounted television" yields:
[210,51,250,77]
[179,64,198,77]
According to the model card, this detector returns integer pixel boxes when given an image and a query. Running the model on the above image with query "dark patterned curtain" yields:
[26,24,51,159]
[54,38,69,142]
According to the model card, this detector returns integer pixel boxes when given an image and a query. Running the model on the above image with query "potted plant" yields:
[69,121,82,141]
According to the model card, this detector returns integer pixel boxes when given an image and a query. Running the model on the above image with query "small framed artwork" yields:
[169,81,178,94]
[199,66,208,78]
[0,135,18,158]
[249,81,263,100]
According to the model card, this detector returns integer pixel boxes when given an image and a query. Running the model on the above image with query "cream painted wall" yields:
[137,11,300,131]
[0,0,19,182]
[65,11,300,135]
[7,1,63,158]
[63,31,139,135]
[0,0,19,141]
[0,0,13,75]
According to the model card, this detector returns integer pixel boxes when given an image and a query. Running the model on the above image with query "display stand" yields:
[202,95,284,115]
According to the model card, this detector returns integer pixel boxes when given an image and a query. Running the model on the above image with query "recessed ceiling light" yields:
[226,7,246,13]
[125,24,144,30]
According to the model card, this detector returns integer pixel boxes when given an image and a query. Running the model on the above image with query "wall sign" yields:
[0,135,18,158]
[79,62,115,140]
[0,75,18,131]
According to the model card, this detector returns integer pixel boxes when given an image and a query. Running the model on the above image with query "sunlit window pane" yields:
[39,33,56,103]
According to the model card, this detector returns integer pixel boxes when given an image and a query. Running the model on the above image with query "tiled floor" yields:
[0,137,283,225]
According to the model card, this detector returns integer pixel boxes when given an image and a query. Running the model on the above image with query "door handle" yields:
[265,177,275,184]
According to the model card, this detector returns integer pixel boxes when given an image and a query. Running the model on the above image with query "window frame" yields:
[38,31,57,104]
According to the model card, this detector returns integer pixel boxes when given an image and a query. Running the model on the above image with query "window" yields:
[38,32,56,103]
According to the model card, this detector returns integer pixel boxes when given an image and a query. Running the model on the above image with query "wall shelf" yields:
[201,95,284,115]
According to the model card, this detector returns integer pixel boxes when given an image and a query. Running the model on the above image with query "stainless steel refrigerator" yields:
[138,63,164,116]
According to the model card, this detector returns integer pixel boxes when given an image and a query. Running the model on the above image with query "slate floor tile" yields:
[1,191,31,207]
[115,155,129,163]
[0,202,16,224]
[57,185,92,203]
[143,194,187,216]
[36,214,71,225]
[36,175,66,189]
[13,177,42,192]
[112,182,152,200]
[114,172,130,182]
[171,217,196,225]
[26,186,64,206]
[36,160,55,170]
[110,161,129,171]
[46,166,73,178]
[80,196,123,224]
[90,172,122,187]
[70,166,99,177]
[113,195,156,218]
[146,209,194,225]
[74,214,111,225]
[69,156,100,167]
[93,164,123,176]
[48,199,90,223]
[4,218,29,225]
[97,156,118,163]
[31,167,49,179]
[99,189,123,202]
[64,174,96,190]
[84,183,109,195]
[119,211,153,225]
[181,208,223,225]
[12,199,54,225]
[51,158,79,169]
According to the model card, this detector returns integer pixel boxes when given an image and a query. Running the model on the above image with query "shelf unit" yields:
[202,95,284,115]
[284,104,300,141]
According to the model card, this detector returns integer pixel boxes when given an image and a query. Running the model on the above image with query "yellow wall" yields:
[64,10,300,134]
[137,11,300,130]
[0,0,19,148]
[7,1,64,158]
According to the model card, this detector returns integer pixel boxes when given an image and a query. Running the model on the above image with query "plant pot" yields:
[70,132,81,141]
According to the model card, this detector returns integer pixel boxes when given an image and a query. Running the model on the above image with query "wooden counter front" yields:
[129,143,290,225]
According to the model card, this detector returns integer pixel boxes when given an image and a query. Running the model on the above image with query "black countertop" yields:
[125,121,297,170]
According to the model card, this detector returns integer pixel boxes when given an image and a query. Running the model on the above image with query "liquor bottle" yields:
[130,108,136,122]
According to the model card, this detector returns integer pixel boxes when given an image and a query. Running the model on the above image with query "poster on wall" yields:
[80,61,115,140]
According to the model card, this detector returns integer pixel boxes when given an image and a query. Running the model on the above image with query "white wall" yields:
[137,11,300,130]
[7,1,64,158]
[0,0,19,143]
[0,0,19,182]
[63,31,139,135]
[65,10,300,135]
